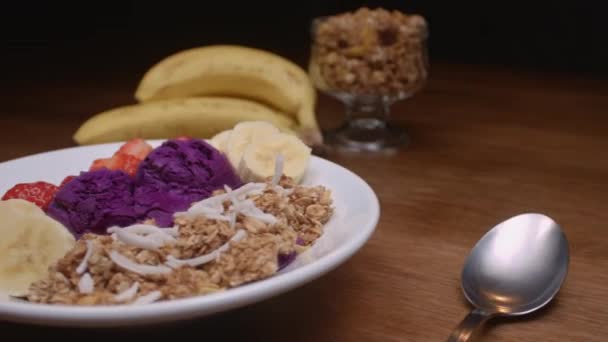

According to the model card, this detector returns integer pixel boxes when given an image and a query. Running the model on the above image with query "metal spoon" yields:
[447,213,569,341]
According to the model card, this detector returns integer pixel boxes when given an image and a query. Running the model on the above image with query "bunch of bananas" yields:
[73,45,322,146]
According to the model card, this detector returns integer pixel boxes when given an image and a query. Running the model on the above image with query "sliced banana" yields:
[225,121,281,168]
[209,129,232,152]
[239,132,311,183]
[0,199,75,297]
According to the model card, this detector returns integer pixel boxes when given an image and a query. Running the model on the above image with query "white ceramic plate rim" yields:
[0,141,379,327]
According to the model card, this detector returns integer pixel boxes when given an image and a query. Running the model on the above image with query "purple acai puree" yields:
[47,169,138,238]
[134,138,242,227]
[278,251,297,270]
[278,238,306,270]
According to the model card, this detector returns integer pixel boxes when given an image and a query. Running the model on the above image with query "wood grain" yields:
[1,63,607,341]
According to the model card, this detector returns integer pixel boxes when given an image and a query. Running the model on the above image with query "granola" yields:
[26,177,333,305]
[310,7,428,96]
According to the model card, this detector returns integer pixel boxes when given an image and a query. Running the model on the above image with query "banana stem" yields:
[296,106,324,147]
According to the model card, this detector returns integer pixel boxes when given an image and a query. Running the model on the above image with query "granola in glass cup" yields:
[309,7,429,153]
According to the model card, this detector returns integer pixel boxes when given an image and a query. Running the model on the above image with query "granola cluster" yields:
[310,7,428,96]
[26,177,333,305]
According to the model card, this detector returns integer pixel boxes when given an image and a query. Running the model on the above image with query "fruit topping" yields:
[1,181,59,211]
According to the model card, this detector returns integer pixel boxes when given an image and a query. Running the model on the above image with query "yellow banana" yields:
[134,45,322,145]
[73,97,296,145]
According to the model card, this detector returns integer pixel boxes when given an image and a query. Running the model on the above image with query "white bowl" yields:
[0,140,379,327]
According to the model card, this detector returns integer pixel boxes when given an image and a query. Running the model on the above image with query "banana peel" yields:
[73,97,297,145]
[133,45,323,146]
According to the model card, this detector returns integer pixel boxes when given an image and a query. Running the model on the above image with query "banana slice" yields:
[209,129,232,152]
[0,199,75,297]
[239,132,311,183]
[225,121,281,168]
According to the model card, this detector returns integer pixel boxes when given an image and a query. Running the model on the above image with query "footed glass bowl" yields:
[308,12,429,153]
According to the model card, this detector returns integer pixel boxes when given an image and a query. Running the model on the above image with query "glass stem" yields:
[345,98,390,129]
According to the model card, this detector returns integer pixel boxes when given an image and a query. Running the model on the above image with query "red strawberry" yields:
[89,157,114,172]
[89,153,140,177]
[1,181,59,210]
[113,153,140,177]
[117,138,153,160]
[88,138,151,177]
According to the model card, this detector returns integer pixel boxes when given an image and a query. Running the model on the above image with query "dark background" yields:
[1,0,607,83]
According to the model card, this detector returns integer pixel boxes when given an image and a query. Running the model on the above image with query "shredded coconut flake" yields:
[185,183,267,215]
[180,182,273,224]
[198,205,224,215]
[179,195,231,221]
[107,224,178,249]
[205,212,232,222]
[247,188,265,196]
[132,291,162,305]
[224,185,277,224]
[108,224,179,238]
[76,240,94,274]
[109,250,172,275]
[147,232,177,245]
[113,282,139,302]
[166,227,180,237]
[78,273,94,294]
[229,211,237,229]
[166,230,247,268]
[115,230,164,250]
[226,186,240,210]
[272,153,284,186]
[184,201,223,218]
[238,199,278,224]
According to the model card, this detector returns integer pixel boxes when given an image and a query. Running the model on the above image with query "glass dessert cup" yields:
[308,11,429,153]
[315,88,421,154]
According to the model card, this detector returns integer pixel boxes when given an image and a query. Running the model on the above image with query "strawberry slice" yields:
[89,153,140,177]
[88,138,151,176]
[117,138,153,160]
[2,181,59,210]
[90,157,114,171]
[113,153,140,177]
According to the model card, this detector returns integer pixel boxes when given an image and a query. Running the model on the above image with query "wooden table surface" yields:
[1,63,607,341]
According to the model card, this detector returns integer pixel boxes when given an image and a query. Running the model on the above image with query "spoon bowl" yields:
[447,213,569,341]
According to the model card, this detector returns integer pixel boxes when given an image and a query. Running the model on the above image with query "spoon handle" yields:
[446,309,492,342]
